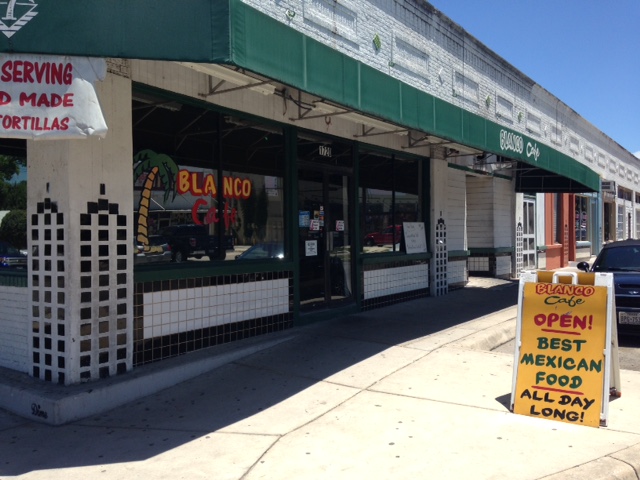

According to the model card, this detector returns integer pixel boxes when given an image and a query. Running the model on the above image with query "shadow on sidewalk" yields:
[0,280,519,477]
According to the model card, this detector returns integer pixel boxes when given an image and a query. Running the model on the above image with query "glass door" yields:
[522,198,536,269]
[298,160,353,310]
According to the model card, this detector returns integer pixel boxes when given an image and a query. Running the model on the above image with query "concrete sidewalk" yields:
[1,277,640,479]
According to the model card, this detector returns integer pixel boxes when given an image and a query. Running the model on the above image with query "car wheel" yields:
[365,239,375,247]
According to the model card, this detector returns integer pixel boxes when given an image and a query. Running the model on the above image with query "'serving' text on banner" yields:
[0,54,107,139]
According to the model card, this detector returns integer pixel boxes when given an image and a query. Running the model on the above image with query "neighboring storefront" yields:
[574,193,598,259]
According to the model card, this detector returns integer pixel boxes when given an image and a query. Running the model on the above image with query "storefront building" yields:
[1,0,636,401]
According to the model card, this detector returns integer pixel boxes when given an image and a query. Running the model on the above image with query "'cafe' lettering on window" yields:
[177,169,253,228]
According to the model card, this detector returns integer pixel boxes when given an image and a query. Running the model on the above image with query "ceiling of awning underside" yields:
[514,162,596,193]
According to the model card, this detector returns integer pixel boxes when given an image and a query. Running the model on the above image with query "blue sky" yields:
[428,0,640,157]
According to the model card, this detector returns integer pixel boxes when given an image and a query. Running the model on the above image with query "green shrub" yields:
[0,209,27,249]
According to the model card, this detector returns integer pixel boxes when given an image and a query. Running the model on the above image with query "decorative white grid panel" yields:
[142,278,290,339]
[515,222,523,278]
[434,219,447,296]
[363,264,429,300]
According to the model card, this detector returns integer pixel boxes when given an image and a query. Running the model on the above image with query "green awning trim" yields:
[0,0,232,62]
[448,250,471,258]
[228,2,599,192]
[0,0,599,192]
[469,247,515,255]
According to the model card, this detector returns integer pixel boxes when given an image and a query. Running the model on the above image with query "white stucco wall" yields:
[446,167,466,252]
[493,179,513,248]
[466,176,493,249]
[466,176,513,249]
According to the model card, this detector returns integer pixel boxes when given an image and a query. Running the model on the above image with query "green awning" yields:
[0,0,599,192]
[0,0,232,62]
[227,2,599,192]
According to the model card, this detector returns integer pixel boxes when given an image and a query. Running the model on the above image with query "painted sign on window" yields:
[177,170,252,199]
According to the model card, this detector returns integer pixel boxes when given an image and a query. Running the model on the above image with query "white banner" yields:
[0,54,108,140]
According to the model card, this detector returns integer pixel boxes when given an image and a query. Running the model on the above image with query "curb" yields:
[543,443,640,479]
[450,306,518,351]
[454,320,516,351]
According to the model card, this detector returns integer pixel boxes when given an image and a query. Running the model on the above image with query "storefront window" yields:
[617,204,625,241]
[0,145,27,261]
[575,195,589,242]
[359,151,421,253]
[132,93,285,266]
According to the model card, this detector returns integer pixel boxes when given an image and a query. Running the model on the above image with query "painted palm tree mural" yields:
[133,149,179,249]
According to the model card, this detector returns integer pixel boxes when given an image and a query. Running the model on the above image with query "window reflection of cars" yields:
[577,239,640,336]
[134,235,173,265]
[364,225,402,246]
[159,224,233,262]
[0,241,27,270]
[235,243,284,260]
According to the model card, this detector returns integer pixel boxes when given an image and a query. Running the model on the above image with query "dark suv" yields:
[578,239,640,336]
[160,224,234,262]
[0,241,27,270]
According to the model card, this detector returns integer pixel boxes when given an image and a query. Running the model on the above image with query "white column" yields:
[27,71,133,385]
[430,157,449,296]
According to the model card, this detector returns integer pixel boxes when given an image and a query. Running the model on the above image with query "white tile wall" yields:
[364,264,429,300]
[142,279,289,339]
[496,256,512,277]
[0,286,29,372]
[537,252,547,270]
[469,257,489,271]
[447,260,467,286]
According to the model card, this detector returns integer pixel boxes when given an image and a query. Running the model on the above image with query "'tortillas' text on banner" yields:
[0,53,107,139]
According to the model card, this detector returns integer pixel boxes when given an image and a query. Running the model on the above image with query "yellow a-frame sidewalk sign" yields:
[510,270,620,427]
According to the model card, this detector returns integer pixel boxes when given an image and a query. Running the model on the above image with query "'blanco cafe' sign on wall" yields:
[0,53,107,140]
